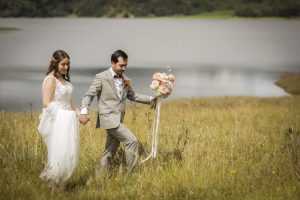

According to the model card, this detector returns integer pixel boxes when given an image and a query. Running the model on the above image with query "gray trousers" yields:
[100,123,138,173]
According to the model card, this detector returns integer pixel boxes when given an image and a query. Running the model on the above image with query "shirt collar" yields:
[109,67,117,78]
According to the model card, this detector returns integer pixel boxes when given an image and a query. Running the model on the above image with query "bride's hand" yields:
[79,115,90,125]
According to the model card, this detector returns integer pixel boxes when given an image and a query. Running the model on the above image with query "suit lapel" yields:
[105,70,119,98]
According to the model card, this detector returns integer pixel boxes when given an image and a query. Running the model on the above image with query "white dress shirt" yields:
[109,68,124,99]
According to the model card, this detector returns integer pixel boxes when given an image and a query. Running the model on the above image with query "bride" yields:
[38,50,80,187]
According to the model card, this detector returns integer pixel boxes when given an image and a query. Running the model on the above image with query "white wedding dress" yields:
[38,76,79,183]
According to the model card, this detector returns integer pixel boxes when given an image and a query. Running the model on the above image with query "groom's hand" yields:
[150,96,158,110]
[79,114,90,125]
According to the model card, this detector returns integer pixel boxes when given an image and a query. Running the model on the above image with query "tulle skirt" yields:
[38,104,79,183]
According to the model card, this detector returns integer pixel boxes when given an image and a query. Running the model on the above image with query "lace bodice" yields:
[43,76,73,110]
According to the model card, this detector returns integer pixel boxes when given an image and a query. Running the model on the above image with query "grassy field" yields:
[144,10,297,20]
[1,93,300,199]
[276,73,300,95]
[149,10,235,19]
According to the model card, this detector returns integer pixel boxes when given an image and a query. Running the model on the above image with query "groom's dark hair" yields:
[111,50,128,63]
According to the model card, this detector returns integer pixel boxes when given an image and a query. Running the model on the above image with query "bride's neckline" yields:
[57,78,67,86]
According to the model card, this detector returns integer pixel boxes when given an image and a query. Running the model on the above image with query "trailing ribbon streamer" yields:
[140,97,161,163]
[140,67,175,164]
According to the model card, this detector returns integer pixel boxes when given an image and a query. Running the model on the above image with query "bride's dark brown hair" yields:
[46,50,71,82]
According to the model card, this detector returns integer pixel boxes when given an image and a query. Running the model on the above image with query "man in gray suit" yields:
[79,50,155,174]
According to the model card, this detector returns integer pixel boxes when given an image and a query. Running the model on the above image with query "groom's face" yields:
[112,57,127,76]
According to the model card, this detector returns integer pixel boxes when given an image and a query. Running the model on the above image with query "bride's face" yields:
[58,58,70,75]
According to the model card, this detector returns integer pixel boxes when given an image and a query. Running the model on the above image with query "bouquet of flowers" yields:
[150,66,175,98]
[141,67,175,164]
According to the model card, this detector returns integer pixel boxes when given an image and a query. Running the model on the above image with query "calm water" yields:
[0,18,300,111]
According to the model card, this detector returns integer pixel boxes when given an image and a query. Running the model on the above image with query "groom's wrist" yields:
[80,108,88,115]
[150,96,155,102]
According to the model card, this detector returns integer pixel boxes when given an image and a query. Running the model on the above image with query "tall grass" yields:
[1,96,300,199]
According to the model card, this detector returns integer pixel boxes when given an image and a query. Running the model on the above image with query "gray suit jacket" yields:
[81,69,151,129]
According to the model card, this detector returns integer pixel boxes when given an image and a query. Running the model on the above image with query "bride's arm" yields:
[42,78,56,108]
[70,100,80,117]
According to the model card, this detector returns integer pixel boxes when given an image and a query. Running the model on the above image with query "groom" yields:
[79,50,155,174]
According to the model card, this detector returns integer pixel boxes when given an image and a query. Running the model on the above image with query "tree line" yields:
[1,0,299,17]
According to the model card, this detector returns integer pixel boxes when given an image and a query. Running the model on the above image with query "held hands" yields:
[79,114,90,125]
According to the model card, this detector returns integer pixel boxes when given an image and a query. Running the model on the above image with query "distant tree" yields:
[234,0,300,17]
[0,0,299,17]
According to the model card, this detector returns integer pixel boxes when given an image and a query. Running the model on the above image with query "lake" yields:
[0,18,300,111]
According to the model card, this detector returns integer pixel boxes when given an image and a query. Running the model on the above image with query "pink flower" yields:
[124,78,131,87]
[150,67,175,98]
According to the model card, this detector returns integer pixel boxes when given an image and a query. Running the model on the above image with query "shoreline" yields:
[275,72,300,95]
[0,26,21,31]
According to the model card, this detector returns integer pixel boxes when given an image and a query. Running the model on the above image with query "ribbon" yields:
[140,97,161,164]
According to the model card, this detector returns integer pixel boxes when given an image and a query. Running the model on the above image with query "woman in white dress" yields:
[38,50,80,187]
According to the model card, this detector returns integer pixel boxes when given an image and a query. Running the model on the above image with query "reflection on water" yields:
[0,66,290,112]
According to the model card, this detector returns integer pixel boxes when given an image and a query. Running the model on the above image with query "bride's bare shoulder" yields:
[43,74,56,89]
